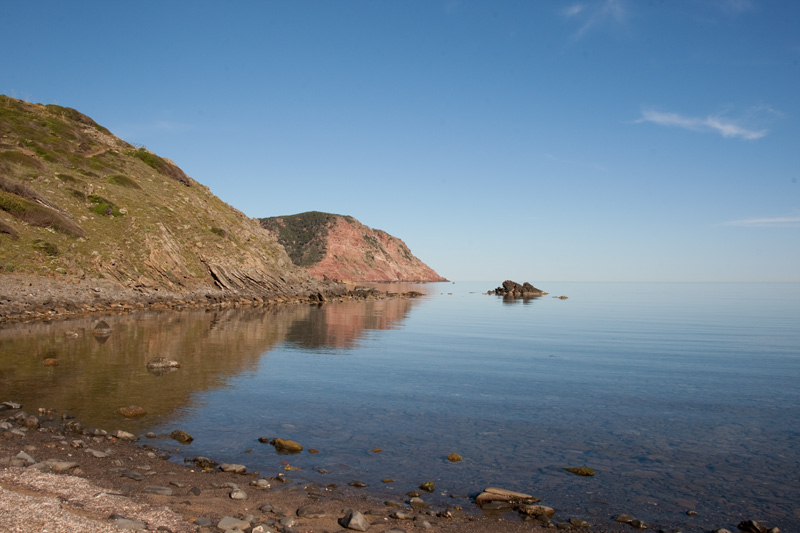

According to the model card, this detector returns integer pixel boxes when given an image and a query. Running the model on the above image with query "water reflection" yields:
[0,296,421,433]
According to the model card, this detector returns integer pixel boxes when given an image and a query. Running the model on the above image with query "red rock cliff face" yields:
[308,217,447,282]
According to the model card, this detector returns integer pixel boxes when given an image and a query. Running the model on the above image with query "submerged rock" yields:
[145,357,181,375]
[118,405,147,418]
[170,429,193,444]
[563,466,595,477]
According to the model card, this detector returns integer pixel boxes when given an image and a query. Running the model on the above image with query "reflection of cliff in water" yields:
[0,299,420,433]
[284,298,420,350]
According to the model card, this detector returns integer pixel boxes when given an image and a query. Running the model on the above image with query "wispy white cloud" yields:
[724,217,800,227]
[563,0,627,41]
[637,109,768,140]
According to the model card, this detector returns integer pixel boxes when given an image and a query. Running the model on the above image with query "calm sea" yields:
[1,282,798,530]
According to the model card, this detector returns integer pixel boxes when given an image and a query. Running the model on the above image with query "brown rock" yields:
[118,405,147,418]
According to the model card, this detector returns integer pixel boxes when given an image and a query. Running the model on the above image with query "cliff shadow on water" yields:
[0,297,422,433]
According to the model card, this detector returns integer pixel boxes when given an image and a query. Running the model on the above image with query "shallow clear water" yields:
[1,282,798,530]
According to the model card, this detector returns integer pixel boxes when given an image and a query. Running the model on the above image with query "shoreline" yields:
[0,404,561,533]
[0,273,424,325]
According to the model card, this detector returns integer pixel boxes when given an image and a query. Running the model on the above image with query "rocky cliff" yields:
[0,95,344,315]
[260,211,447,282]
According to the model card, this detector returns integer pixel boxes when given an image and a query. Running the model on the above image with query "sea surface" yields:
[1,282,799,530]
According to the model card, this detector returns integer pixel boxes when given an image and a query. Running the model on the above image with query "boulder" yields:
[340,510,371,531]
[271,437,303,454]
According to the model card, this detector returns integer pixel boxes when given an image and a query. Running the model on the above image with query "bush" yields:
[0,218,18,239]
[0,150,44,170]
[0,190,85,237]
[33,239,59,256]
[107,174,141,189]
[210,226,228,238]
[131,148,191,186]
[88,194,123,217]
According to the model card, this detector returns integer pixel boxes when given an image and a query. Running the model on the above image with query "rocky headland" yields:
[260,211,447,283]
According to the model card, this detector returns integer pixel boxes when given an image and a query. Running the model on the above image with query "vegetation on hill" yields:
[260,211,446,282]
[0,95,314,296]
[260,211,355,267]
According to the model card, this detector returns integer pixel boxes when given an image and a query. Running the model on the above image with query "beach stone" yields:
[738,521,769,533]
[230,488,248,500]
[86,448,110,458]
[42,358,59,366]
[391,510,414,520]
[446,453,462,462]
[519,504,555,518]
[192,456,218,469]
[113,430,137,441]
[259,502,275,513]
[415,517,433,529]
[121,470,144,481]
[220,463,247,474]
[297,506,327,519]
[409,497,427,509]
[481,501,515,510]
[250,478,271,489]
[475,487,539,506]
[341,510,370,531]
[193,517,213,527]
[279,516,297,527]
[118,405,147,418]
[15,450,36,464]
[189,486,202,496]
[170,429,193,444]
[45,460,79,472]
[112,518,148,530]
[217,516,251,530]
[569,517,591,527]
[142,485,173,496]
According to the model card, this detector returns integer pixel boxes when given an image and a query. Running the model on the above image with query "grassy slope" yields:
[0,95,306,295]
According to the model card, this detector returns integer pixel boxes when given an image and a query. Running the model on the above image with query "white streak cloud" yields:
[724,217,800,227]
[638,109,767,140]
[564,0,627,40]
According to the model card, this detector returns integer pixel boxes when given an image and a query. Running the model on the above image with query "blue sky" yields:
[2,1,798,281]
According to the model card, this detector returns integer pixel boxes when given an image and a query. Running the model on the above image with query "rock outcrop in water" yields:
[489,280,547,297]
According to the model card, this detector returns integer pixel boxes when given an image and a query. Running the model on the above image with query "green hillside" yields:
[0,95,316,298]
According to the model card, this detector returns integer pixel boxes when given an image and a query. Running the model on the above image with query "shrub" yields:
[0,190,85,237]
[210,226,228,238]
[33,239,59,256]
[107,174,141,189]
[130,148,191,186]
[0,218,18,240]
[88,194,123,217]
[0,150,44,170]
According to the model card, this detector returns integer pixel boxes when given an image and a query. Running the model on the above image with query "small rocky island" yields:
[489,280,547,297]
